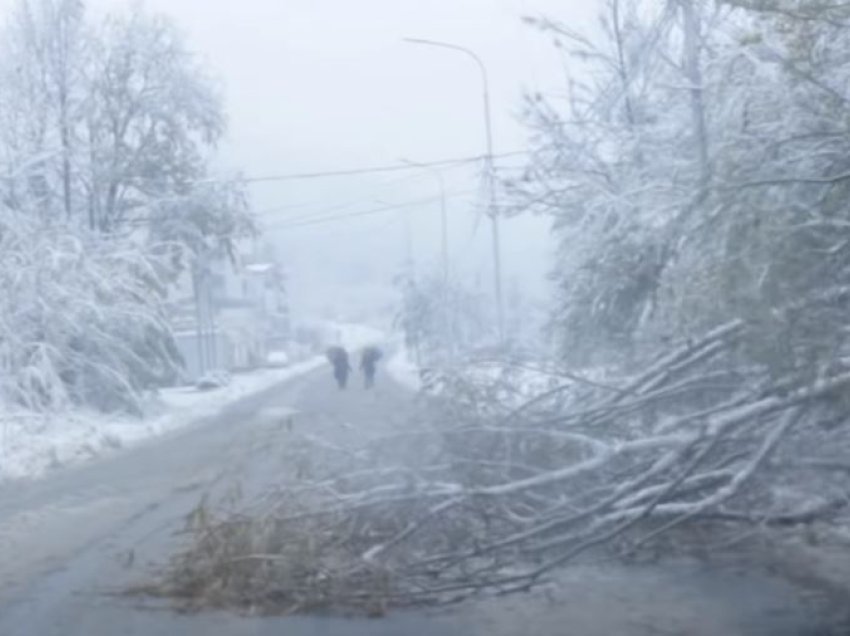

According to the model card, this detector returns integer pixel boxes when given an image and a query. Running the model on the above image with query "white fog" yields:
[100,0,586,323]
[0,1,849,634]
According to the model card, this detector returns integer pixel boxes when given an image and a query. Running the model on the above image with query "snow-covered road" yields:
[0,355,840,635]
[0,356,418,631]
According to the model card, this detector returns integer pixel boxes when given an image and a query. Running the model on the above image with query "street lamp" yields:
[403,37,506,345]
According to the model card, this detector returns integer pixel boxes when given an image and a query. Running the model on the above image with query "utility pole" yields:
[402,207,415,279]
[404,37,505,345]
[402,158,453,356]
[205,265,218,370]
[192,260,207,379]
[401,158,449,287]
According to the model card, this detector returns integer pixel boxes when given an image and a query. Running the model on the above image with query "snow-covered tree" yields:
[0,0,88,219]
[515,0,850,376]
[83,6,225,232]
[0,1,228,233]
[514,0,698,364]
[0,1,252,414]
[395,271,491,365]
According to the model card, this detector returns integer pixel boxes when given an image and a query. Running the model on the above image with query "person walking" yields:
[326,346,352,389]
[360,346,383,389]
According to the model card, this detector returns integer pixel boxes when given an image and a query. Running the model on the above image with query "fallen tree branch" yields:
[148,319,850,614]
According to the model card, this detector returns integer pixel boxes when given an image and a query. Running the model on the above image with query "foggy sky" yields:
[2,0,600,323]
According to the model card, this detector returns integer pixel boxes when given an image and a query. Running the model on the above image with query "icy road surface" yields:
[0,363,841,635]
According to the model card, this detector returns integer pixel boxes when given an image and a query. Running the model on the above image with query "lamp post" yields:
[403,37,505,345]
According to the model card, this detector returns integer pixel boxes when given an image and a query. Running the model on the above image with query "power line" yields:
[264,189,477,231]
[120,179,482,230]
[243,151,528,184]
[264,186,475,228]
[255,170,431,217]
[256,160,517,225]
[120,154,527,230]
[261,174,472,226]
[267,191,475,230]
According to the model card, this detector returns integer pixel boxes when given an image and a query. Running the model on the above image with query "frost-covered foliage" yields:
[147,180,255,279]
[0,206,179,413]
[514,0,850,373]
[395,271,492,364]
[0,0,226,232]
[0,1,252,415]
[83,7,225,232]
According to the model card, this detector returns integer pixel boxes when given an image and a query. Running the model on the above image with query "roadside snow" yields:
[0,356,328,484]
[267,350,290,366]
[384,350,620,406]
[155,356,327,421]
[0,322,389,484]
[387,349,422,391]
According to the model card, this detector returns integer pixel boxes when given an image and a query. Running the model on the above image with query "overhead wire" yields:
[243,150,528,184]
[264,189,478,231]
[255,169,439,218]
[259,164,491,228]
[125,153,528,234]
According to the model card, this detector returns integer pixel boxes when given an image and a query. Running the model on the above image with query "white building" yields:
[166,247,291,384]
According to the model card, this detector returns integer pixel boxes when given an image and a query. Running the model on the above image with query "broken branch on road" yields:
[144,319,850,615]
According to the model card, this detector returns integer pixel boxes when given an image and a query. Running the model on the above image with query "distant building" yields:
[243,261,292,351]
[165,246,291,384]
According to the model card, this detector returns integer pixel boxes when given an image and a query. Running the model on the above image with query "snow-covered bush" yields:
[0,206,180,413]
[0,1,254,415]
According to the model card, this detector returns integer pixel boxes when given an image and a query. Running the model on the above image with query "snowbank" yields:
[0,355,327,483]
[387,349,423,392]
[0,321,388,484]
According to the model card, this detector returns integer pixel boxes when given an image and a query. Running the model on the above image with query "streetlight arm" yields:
[403,36,504,344]
[403,38,489,90]
[403,37,494,166]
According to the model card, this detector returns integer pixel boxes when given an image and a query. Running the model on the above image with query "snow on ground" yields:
[0,355,327,483]
[387,348,422,391]
[155,356,328,423]
[0,322,389,484]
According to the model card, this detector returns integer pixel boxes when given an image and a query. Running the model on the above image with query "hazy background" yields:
[3,0,600,326]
